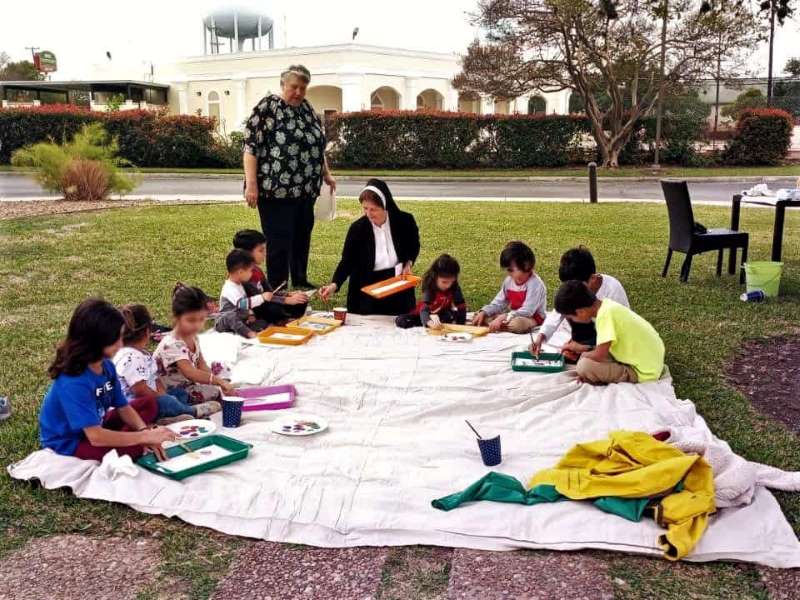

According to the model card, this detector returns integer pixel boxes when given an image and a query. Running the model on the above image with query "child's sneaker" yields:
[195,401,221,418]
[0,396,10,422]
[156,414,193,426]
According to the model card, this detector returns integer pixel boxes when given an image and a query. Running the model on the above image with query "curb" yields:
[0,194,752,207]
[2,171,798,183]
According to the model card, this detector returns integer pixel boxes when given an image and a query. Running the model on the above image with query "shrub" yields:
[61,159,111,201]
[0,106,224,167]
[721,89,767,121]
[328,110,589,169]
[722,108,794,166]
[11,122,137,200]
[329,110,490,169]
[492,114,590,167]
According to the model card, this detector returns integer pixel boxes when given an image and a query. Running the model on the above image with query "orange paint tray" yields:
[361,274,422,299]
[256,326,313,346]
[286,316,342,335]
[425,324,490,337]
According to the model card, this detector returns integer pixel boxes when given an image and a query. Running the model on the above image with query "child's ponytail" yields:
[119,304,153,344]
[171,282,211,316]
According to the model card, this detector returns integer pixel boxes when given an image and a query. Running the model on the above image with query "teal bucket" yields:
[744,261,784,297]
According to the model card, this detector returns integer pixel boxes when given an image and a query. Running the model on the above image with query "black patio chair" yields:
[660,180,748,283]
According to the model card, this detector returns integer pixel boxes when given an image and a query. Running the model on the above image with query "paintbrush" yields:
[465,420,483,439]
[272,281,288,295]
[529,330,538,359]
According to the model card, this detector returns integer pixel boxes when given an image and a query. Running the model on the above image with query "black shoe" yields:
[292,280,318,290]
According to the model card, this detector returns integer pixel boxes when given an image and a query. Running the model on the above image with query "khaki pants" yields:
[576,355,638,384]
[505,315,536,334]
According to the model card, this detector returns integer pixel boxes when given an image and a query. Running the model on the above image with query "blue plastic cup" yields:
[477,435,502,466]
[222,397,244,428]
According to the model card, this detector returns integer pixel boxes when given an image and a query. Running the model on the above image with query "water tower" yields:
[203,6,274,55]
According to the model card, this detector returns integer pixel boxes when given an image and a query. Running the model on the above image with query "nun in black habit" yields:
[319,179,420,315]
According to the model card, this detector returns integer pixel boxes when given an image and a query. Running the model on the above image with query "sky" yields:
[1,0,798,80]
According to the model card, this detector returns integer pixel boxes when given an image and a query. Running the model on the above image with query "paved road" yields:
[1,172,797,203]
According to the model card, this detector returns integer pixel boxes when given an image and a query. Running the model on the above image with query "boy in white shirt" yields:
[215,249,274,338]
[531,246,629,361]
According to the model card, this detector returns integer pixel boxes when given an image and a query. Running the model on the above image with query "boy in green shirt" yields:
[553,280,665,384]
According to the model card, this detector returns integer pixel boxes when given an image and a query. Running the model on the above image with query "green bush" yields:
[492,114,590,167]
[0,105,226,167]
[328,110,589,169]
[329,110,490,168]
[11,123,137,200]
[722,108,795,165]
[721,89,767,121]
[618,93,711,166]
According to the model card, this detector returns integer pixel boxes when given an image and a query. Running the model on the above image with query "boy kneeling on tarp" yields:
[554,280,665,384]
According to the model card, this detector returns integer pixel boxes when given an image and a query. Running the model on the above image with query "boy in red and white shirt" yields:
[473,241,547,334]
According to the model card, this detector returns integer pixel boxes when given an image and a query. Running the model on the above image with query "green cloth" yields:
[595,299,665,382]
[431,471,651,522]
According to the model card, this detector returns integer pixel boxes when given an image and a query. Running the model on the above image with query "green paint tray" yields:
[511,351,566,373]
[137,434,252,481]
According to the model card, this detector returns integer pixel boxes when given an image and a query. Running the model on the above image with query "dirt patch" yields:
[377,546,453,599]
[726,334,800,433]
[0,534,160,600]
[211,542,389,600]
[0,200,150,220]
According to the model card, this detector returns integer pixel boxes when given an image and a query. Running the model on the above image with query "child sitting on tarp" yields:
[531,246,629,362]
[114,304,220,423]
[395,254,467,329]
[232,229,308,324]
[215,249,276,338]
[554,280,664,384]
[471,241,547,333]
[38,298,179,461]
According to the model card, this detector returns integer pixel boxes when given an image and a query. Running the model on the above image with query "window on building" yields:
[370,91,384,111]
[528,95,547,114]
[207,91,222,128]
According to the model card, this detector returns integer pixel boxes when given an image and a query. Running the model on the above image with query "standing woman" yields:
[320,179,420,315]
[242,64,337,289]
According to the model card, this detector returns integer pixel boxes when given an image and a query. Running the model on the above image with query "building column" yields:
[403,77,421,110]
[446,87,459,112]
[513,95,528,114]
[233,78,247,129]
[175,83,189,115]
[479,95,494,114]
[340,75,363,112]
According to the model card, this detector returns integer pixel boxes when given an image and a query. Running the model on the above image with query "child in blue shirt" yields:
[39,298,178,461]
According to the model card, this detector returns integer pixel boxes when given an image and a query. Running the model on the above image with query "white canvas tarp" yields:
[9,316,800,567]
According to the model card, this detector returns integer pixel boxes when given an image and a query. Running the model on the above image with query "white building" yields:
[154,42,571,134]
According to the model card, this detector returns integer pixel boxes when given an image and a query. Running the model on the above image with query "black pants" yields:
[395,309,458,329]
[347,267,416,316]
[253,301,307,325]
[257,197,315,289]
[569,320,597,347]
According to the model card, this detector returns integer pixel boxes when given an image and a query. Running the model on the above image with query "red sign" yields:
[33,51,57,73]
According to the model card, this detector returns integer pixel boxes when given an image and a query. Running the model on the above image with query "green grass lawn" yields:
[2,164,800,178]
[1,200,799,598]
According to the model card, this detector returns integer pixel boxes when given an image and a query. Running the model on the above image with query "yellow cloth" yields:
[529,430,715,560]
[595,299,665,381]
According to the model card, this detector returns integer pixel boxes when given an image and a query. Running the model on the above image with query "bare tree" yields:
[454,0,763,167]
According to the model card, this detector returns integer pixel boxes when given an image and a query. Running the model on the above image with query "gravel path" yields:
[0,535,160,600]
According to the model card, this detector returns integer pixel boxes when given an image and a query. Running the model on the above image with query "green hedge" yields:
[328,110,591,169]
[0,105,226,167]
[722,108,795,166]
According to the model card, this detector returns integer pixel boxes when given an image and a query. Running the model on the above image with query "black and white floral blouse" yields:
[243,94,327,201]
